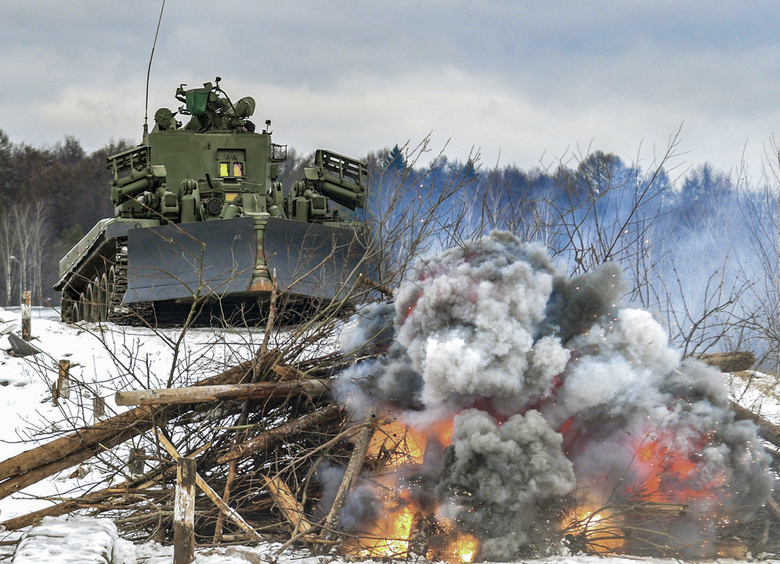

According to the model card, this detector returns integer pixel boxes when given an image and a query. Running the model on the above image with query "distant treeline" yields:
[0,130,774,366]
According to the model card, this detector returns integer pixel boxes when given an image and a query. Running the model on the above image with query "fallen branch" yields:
[730,401,780,449]
[320,410,377,542]
[218,404,343,464]
[0,351,280,501]
[0,463,170,531]
[115,378,334,406]
[154,429,262,542]
[263,474,314,536]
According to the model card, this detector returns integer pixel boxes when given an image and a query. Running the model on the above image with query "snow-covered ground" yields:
[0,306,775,563]
[0,306,283,562]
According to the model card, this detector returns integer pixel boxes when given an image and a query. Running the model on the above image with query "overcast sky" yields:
[3,1,780,180]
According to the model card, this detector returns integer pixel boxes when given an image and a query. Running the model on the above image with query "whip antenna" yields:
[144,0,167,135]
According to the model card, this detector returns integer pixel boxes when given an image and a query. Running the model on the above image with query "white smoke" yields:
[333,231,773,560]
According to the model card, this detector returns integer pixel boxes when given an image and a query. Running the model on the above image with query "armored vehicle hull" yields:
[54,80,369,325]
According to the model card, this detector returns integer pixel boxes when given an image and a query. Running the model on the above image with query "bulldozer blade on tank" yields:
[125,217,257,303]
[125,216,366,305]
[262,217,366,300]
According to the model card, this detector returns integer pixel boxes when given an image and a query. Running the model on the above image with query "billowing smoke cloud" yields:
[334,231,773,560]
[436,408,576,558]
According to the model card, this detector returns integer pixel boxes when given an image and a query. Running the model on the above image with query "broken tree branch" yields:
[218,404,343,464]
[0,350,280,501]
[262,473,314,536]
[115,378,334,406]
[320,410,377,542]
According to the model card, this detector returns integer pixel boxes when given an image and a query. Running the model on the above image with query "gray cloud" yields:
[3,1,780,175]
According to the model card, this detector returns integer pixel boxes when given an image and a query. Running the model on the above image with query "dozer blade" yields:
[263,217,366,301]
[125,217,257,303]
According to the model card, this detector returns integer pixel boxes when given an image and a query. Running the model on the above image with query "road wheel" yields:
[106,267,117,318]
[76,293,87,322]
[95,275,108,322]
[84,285,95,322]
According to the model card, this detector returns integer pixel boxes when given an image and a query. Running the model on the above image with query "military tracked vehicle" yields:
[54,79,369,325]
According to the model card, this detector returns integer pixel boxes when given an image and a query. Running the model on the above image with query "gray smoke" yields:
[333,231,773,560]
[436,408,576,558]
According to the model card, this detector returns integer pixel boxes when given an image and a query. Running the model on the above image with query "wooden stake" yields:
[263,474,314,535]
[21,291,31,341]
[57,360,71,400]
[174,456,196,564]
[93,396,106,423]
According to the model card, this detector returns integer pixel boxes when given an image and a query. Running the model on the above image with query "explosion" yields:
[331,231,772,560]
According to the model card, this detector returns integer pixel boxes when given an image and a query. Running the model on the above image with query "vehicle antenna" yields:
[144,0,167,136]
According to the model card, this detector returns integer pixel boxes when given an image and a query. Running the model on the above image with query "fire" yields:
[347,504,415,559]
[368,420,427,467]
[559,427,731,556]
[431,521,479,563]
[447,534,478,563]
[562,505,624,553]
[627,430,723,504]
[345,500,479,562]
[344,420,479,562]
[367,419,455,467]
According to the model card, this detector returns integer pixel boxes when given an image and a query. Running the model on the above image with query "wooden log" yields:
[174,457,197,564]
[262,474,314,535]
[115,378,334,406]
[730,401,780,449]
[272,364,309,381]
[320,410,377,541]
[698,351,755,372]
[218,404,343,464]
[0,351,277,500]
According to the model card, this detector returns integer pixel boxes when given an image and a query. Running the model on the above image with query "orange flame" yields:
[347,504,416,559]
[344,420,478,562]
[368,420,427,467]
[627,431,722,504]
[430,520,479,563]
[562,505,624,553]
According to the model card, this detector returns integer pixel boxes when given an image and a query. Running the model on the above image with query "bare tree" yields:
[363,136,480,289]
[0,200,51,306]
[0,208,13,305]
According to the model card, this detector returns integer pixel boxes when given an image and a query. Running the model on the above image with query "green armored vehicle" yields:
[54,79,368,325]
